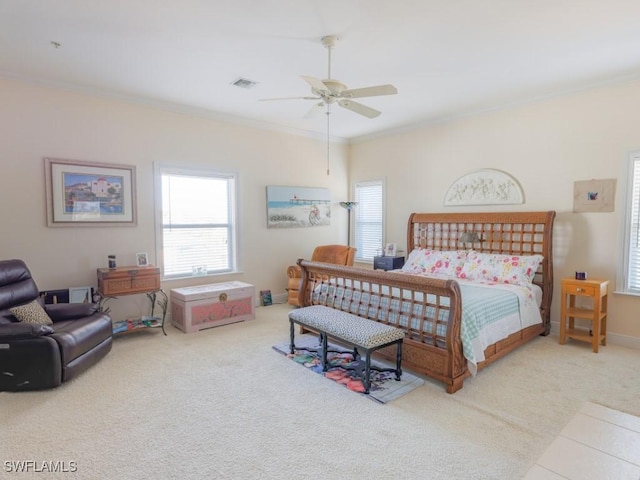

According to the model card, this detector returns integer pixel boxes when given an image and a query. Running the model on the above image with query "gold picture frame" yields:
[45,157,137,226]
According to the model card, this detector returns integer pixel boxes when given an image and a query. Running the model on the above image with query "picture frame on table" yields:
[385,243,397,257]
[69,286,92,304]
[44,157,137,226]
[136,252,149,267]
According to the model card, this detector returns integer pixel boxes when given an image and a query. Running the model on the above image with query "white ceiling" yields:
[2,1,640,141]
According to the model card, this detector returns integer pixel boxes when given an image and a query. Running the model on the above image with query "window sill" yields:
[354,260,373,266]
[612,289,640,298]
[162,270,243,282]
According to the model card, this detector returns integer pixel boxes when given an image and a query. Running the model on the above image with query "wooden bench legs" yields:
[352,339,402,394]
[289,318,403,394]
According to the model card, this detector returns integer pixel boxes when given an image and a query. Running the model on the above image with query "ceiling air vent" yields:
[231,77,258,89]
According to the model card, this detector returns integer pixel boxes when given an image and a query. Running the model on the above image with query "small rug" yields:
[273,334,424,403]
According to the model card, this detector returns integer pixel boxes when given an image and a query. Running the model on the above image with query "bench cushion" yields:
[289,305,404,349]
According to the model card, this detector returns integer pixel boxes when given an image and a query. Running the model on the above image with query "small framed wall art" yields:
[573,179,616,213]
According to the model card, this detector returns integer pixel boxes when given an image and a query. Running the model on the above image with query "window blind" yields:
[354,180,383,261]
[625,155,640,292]
[160,171,236,278]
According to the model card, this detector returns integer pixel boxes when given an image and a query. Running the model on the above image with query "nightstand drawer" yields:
[373,256,405,271]
[565,283,595,297]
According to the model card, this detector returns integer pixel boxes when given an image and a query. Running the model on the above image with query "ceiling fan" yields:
[260,35,398,119]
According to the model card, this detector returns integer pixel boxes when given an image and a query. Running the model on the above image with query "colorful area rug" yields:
[273,334,424,403]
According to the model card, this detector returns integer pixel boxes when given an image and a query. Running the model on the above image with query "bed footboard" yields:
[297,260,467,393]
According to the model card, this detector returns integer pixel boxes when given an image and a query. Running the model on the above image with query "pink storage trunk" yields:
[170,281,255,333]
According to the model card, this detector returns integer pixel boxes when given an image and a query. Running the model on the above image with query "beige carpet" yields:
[1,303,639,479]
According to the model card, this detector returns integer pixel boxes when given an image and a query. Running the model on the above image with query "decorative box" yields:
[97,266,161,296]
[170,281,255,333]
[373,256,405,271]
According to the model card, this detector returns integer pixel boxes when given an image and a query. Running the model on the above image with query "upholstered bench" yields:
[288,305,404,394]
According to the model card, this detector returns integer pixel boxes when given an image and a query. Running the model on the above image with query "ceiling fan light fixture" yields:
[321,35,339,49]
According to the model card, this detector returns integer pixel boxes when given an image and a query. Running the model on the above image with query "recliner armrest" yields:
[287,265,302,279]
[45,303,99,322]
[0,322,54,340]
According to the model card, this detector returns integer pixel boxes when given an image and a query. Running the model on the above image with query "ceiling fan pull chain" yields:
[326,105,331,175]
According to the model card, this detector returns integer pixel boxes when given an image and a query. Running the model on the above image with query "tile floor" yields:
[524,402,640,479]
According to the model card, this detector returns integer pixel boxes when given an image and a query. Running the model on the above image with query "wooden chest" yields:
[170,281,255,333]
[97,266,161,296]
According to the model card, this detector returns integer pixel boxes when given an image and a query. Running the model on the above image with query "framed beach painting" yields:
[45,158,137,226]
[266,186,331,228]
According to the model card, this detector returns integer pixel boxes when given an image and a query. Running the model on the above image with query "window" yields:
[353,180,384,262]
[156,165,237,279]
[620,151,640,294]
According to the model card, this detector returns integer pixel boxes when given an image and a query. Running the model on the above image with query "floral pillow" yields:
[458,251,543,286]
[402,249,468,277]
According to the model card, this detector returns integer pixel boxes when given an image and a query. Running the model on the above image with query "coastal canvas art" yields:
[266,186,331,228]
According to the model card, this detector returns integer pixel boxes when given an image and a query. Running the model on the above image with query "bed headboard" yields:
[407,211,556,328]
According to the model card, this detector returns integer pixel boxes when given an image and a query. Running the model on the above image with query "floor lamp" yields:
[339,201,358,246]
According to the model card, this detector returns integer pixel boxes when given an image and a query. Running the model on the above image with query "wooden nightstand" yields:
[559,277,608,352]
[373,256,405,271]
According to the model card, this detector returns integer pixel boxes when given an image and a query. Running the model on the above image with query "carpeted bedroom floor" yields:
[1,303,639,479]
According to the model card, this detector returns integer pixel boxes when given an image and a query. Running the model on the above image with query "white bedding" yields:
[396,271,542,373]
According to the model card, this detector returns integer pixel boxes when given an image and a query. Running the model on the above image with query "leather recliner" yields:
[0,259,113,391]
[286,245,356,306]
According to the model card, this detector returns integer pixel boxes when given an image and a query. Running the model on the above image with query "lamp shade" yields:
[339,201,358,210]
[339,201,358,247]
[459,231,480,243]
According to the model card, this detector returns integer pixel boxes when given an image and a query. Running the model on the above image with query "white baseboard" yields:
[549,321,640,350]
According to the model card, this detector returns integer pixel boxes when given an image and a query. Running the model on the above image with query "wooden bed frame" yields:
[296,211,556,393]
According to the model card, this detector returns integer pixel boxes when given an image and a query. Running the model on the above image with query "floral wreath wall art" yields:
[444,169,524,206]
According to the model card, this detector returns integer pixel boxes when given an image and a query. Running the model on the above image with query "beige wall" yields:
[0,77,348,319]
[4,75,640,344]
[349,79,640,343]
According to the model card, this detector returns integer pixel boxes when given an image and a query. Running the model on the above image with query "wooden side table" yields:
[97,266,168,335]
[559,277,608,352]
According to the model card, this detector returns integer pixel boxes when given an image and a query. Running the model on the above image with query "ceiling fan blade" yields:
[342,84,397,98]
[338,99,381,118]
[304,102,325,119]
[259,96,319,101]
[301,75,330,93]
